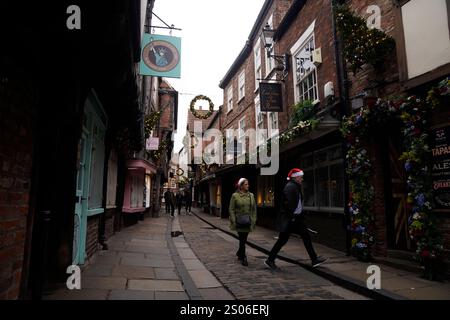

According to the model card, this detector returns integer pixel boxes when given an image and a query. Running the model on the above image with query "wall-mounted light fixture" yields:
[261,23,289,78]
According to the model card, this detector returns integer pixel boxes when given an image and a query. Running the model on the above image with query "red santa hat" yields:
[287,168,304,180]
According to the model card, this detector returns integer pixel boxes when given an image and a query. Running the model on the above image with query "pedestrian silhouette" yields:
[264,168,327,270]
[229,178,257,267]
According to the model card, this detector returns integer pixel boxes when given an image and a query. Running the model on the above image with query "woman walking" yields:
[229,178,257,266]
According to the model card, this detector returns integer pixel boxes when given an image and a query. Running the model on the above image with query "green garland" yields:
[149,139,168,161]
[190,95,214,119]
[144,111,162,138]
[336,5,395,74]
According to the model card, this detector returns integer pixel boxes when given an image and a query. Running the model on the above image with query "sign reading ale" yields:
[431,126,450,209]
[259,82,283,112]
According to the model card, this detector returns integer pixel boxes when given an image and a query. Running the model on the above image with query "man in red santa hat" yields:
[264,168,327,269]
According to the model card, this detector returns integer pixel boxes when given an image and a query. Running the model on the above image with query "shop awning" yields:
[127,159,157,175]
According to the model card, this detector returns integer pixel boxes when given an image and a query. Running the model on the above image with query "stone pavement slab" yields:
[154,268,179,280]
[82,277,127,290]
[44,289,110,300]
[188,270,227,289]
[108,290,155,300]
[112,265,156,279]
[83,264,114,277]
[128,279,184,291]
[155,291,189,300]
[199,288,235,300]
[182,259,207,271]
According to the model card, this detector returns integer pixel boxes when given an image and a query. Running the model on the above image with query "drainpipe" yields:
[331,0,352,256]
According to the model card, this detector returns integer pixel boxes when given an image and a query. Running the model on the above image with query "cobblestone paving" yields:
[179,215,368,300]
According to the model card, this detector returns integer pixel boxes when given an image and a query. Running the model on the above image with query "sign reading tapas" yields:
[431,126,450,209]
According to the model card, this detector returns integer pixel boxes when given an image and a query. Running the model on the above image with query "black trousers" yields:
[185,202,191,212]
[177,203,182,215]
[236,232,249,258]
[165,201,170,214]
[268,216,317,262]
[170,204,175,216]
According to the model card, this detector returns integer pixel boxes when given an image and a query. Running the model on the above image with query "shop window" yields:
[257,175,274,207]
[300,144,344,211]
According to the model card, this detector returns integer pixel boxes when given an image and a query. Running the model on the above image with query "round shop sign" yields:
[142,39,180,72]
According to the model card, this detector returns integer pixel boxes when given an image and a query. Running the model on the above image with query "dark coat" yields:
[276,180,303,233]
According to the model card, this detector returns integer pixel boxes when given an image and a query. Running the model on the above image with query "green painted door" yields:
[73,130,89,265]
[73,90,107,265]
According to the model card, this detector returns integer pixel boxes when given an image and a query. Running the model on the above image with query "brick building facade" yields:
[194,0,450,275]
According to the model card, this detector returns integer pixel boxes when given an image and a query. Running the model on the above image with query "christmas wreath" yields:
[190,95,214,119]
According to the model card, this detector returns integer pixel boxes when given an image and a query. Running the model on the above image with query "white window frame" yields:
[226,128,235,162]
[254,95,265,146]
[238,70,245,102]
[238,116,246,155]
[290,20,319,104]
[254,39,262,91]
[227,86,233,113]
[267,112,279,138]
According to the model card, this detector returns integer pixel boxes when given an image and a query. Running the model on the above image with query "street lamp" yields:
[261,23,289,76]
[261,23,276,50]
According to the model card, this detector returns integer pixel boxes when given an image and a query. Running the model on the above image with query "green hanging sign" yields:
[139,33,181,78]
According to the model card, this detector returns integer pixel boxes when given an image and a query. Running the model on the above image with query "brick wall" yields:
[104,208,116,240]
[345,0,402,100]
[276,0,339,133]
[86,215,100,260]
[220,0,293,141]
[0,79,34,299]
[370,139,388,256]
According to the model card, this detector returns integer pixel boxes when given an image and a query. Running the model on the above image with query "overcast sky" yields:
[151,0,266,153]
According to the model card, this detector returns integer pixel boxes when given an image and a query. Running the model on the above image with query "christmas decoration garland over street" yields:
[190,95,214,119]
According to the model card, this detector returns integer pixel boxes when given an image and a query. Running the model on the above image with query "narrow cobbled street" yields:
[44,211,367,300]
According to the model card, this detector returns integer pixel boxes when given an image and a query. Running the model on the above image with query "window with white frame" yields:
[238,70,245,101]
[238,117,246,155]
[226,128,234,162]
[265,15,275,77]
[227,86,233,113]
[254,96,265,146]
[254,40,262,90]
[267,112,279,138]
[294,35,318,103]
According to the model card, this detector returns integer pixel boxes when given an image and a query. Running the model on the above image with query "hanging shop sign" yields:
[146,137,159,151]
[260,82,283,112]
[140,33,181,78]
[431,126,450,209]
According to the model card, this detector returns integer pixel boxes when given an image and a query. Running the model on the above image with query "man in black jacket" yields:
[264,168,327,269]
